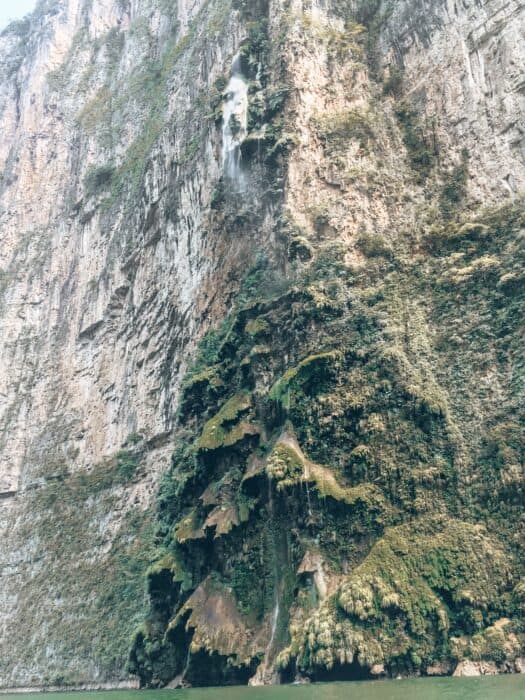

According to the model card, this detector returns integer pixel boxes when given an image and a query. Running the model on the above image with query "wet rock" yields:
[425,661,454,676]
[453,660,499,677]
[370,664,386,677]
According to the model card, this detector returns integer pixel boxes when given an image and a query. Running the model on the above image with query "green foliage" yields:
[290,519,513,675]
[466,624,521,664]
[315,108,375,155]
[267,443,305,490]
[440,158,469,218]
[395,101,438,180]
[130,104,524,685]
[269,352,343,410]
[84,164,116,196]
[383,66,404,97]
[195,392,253,452]
[266,84,291,115]
[126,431,144,445]
[116,450,141,481]
[187,317,234,380]
[356,231,393,258]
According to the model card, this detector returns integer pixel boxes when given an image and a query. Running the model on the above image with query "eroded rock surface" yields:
[0,0,524,689]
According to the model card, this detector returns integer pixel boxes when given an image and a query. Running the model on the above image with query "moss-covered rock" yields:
[127,13,525,682]
[132,194,525,683]
[283,519,514,677]
[266,442,305,491]
[195,392,256,452]
[269,351,343,409]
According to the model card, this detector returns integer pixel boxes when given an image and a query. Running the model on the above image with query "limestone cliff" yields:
[0,0,524,689]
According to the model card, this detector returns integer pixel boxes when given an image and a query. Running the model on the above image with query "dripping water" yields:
[265,596,280,668]
[222,53,249,191]
[182,646,191,679]
[266,478,280,666]
[170,645,192,688]
[303,478,313,521]
[249,479,282,685]
[314,563,328,601]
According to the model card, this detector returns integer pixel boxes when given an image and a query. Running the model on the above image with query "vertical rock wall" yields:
[0,0,259,686]
[0,0,524,689]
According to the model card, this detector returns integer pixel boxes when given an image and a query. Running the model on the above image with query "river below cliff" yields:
[3,676,525,700]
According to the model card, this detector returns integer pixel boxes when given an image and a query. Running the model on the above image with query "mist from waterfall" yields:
[222,53,249,191]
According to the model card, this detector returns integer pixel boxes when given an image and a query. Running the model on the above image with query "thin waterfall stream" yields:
[250,480,284,686]
[222,53,248,191]
[266,598,281,667]
[266,479,281,667]
[303,478,313,520]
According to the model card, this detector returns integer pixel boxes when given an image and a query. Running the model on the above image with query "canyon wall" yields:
[0,0,523,688]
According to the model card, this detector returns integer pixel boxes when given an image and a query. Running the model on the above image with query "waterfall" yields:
[266,478,280,665]
[182,646,191,678]
[304,479,313,520]
[249,481,282,686]
[314,565,328,600]
[222,53,248,190]
[167,646,192,688]
[265,597,280,668]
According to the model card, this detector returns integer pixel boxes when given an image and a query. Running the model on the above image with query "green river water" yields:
[4,677,525,700]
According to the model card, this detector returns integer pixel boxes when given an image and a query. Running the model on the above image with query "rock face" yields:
[0,0,524,690]
[0,0,251,686]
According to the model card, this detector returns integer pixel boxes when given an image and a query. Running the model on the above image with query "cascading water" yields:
[182,647,191,679]
[265,479,281,666]
[265,597,280,667]
[222,53,249,191]
[314,564,328,601]
[303,478,313,520]
[168,646,192,688]
[249,481,283,686]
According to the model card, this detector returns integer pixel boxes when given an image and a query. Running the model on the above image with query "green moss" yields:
[269,351,343,409]
[315,108,375,155]
[286,519,514,675]
[185,366,223,389]
[146,553,181,584]
[308,462,385,509]
[395,100,438,180]
[174,509,205,543]
[245,317,270,337]
[267,443,305,490]
[195,392,254,452]
[84,164,116,196]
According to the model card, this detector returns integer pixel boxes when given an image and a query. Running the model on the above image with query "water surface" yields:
[4,676,525,700]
